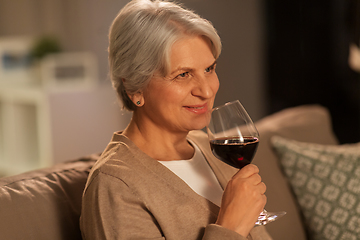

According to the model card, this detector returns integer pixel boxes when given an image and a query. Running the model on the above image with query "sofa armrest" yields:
[0,154,99,240]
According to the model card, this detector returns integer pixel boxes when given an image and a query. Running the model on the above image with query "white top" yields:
[159,141,224,206]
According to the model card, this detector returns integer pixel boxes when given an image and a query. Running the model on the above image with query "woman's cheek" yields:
[212,75,220,95]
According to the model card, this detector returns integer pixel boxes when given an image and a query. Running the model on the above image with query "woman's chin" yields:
[187,120,208,131]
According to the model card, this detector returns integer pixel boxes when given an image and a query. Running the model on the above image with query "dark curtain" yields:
[348,0,360,47]
[265,0,360,144]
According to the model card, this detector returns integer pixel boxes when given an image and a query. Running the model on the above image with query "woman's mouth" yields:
[189,106,204,109]
[184,104,208,114]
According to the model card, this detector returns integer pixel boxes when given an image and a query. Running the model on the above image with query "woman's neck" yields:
[122,117,194,161]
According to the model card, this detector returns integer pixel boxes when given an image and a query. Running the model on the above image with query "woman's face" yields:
[140,35,219,133]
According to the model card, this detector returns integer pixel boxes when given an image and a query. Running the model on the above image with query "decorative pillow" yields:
[271,136,360,240]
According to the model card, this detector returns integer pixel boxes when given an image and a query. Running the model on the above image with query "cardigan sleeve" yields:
[80,171,165,240]
[204,224,272,240]
[80,170,271,240]
[204,224,248,240]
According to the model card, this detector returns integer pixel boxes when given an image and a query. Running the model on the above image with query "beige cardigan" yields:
[80,130,272,240]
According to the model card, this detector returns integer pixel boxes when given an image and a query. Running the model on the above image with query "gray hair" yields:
[109,0,222,111]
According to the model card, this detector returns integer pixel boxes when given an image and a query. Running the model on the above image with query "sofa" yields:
[0,105,343,240]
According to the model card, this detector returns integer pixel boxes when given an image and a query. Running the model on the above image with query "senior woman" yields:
[80,0,271,239]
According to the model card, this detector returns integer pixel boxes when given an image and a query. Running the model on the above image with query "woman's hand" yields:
[216,164,267,237]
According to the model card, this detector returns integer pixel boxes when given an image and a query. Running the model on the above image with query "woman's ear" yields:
[123,79,144,107]
[128,92,144,107]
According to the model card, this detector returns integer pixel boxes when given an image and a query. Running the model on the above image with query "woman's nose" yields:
[191,75,217,99]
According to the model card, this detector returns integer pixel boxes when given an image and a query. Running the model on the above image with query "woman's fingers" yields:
[248,174,267,195]
[258,181,267,195]
[233,164,266,192]
[234,164,259,178]
[216,164,267,237]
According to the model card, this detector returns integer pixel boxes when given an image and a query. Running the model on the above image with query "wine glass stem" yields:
[255,209,286,226]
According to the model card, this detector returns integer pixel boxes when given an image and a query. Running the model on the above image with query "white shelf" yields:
[0,85,44,104]
[0,85,52,176]
[0,84,131,177]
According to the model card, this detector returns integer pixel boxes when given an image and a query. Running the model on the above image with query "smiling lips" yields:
[184,103,208,114]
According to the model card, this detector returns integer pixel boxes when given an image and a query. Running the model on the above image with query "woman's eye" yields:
[205,65,215,73]
[176,72,189,78]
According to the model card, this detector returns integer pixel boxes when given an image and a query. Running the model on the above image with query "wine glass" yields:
[206,100,286,225]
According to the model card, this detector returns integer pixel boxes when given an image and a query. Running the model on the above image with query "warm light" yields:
[349,43,360,73]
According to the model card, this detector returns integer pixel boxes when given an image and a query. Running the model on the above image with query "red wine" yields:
[210,137,259,169]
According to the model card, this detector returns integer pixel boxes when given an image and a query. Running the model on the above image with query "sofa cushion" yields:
[253,105,338,240]
[271,136,360,240]
[0,154,98,240]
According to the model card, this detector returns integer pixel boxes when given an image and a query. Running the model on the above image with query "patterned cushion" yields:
[270,136,360,240]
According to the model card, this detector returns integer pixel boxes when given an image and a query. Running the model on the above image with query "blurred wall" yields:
[181,0,266,120]
[0,0,267,120]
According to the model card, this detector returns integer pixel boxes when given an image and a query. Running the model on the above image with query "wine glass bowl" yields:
[207,100,286,226]
[207,101,259,169]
